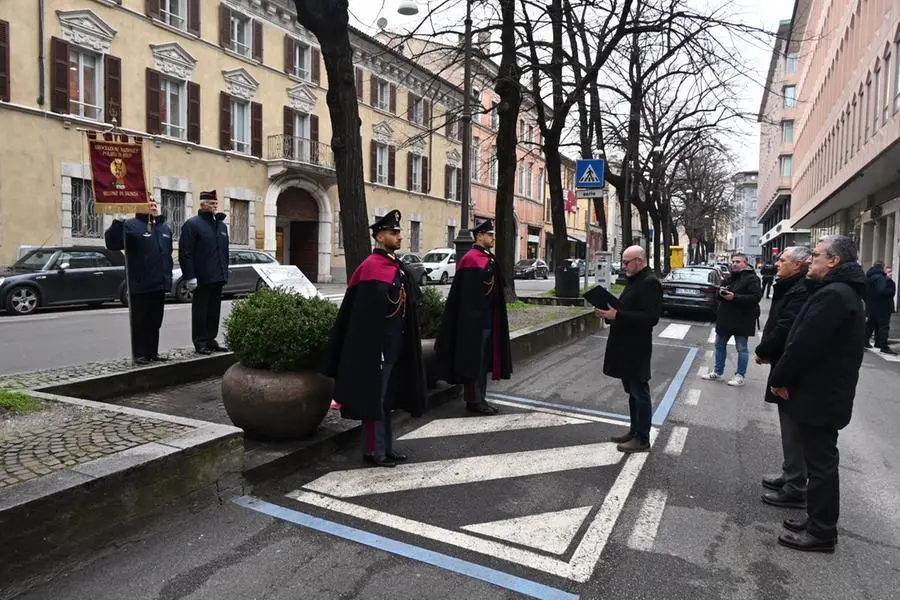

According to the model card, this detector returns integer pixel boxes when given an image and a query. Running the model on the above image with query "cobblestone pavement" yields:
[112,377,230,425]
[0,402,192,489]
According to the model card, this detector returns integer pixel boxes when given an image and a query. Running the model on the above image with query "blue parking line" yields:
[651,346,698,426]
[234,496,580,600]
[486,392,632,422]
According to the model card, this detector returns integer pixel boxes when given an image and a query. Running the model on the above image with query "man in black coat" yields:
[701,253,762,387]
[769,235,866,553]
[760,261,777,299]
[105,201,173,364]
[864,262,897,355]
[754,246,811,509]
[436,219,512,416]
[178,190,229,355]
[324,210,426,468]
[596,246,662,453]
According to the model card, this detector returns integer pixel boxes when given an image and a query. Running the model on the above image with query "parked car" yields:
[396,252,426,285]
[421,248,456,284]
[514,259,550,279]
[0,246,127,316]
[660,266,723,319]
[171,249,279,303]
[563,258,587,277]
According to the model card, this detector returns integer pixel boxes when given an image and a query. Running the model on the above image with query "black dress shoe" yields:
[863,342,873,349]
[363,454,397,468]
[762,490,807,509]
[880,346,898,355]
[133,356,152,365]
[761,474,785,491]
[783,517,807,533]
[610,432,634,444]
[386,451,408,462]
[777,530,836,553]
[195,347,213,355]
[150,355,170,362]
[466,402,499,415]
[208,342,228,353]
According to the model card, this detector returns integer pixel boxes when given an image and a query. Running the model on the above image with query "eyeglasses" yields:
[622,257,641,266]
[810,251,831,258]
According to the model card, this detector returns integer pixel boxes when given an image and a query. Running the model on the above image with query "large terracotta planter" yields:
[421,338,439,389]
[221,363,334,441]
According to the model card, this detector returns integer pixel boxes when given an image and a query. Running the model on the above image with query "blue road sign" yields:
[575,159,606,188]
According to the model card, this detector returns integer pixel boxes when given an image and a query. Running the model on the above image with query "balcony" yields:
[267,134,335,179]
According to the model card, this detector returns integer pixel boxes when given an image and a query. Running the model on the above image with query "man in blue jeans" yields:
[702,253,763,386]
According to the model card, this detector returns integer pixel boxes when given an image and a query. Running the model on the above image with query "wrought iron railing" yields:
[267,134,334,170]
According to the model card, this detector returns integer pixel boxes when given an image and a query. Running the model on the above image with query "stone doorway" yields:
[276,187,319,282]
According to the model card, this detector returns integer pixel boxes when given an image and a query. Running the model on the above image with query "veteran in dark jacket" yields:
[597,246,662,453]
[105,201,174,364]
[754,246,811,510]
[179,190,229,354]
[769,235,866,553]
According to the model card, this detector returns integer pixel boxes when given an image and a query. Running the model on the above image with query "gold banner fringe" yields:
[94,203,154,215]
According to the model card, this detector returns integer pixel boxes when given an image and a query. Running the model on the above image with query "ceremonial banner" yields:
[87,132,152,214]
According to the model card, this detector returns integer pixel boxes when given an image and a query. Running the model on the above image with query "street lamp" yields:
[397,0,419,16]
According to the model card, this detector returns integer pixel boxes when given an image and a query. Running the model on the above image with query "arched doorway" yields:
[277,187,319,281]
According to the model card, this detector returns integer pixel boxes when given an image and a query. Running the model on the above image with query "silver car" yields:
[171,250,279,303]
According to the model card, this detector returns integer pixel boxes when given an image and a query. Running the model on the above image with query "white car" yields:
[420,248,457,284]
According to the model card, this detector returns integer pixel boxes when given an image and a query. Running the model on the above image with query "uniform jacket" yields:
[602,267,662,383]
[104,214,173,294]
[754,269,809,404]
[178,211,229,285]
[324,250,427,422]
[435,245,512,383]
[865,266,895,316]
[769,262,867,429]
[715,267,763,337]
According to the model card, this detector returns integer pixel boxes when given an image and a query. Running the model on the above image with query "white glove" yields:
[185,278,198,291]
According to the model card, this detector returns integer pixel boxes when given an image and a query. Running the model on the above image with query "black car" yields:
[0,246,127,316]
[171,250,280,303]
[661,266,723,319]
[514,259,550,279]
[397,252,427,285]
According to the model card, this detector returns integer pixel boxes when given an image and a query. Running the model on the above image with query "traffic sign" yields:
[576,188,603,198]
[575,159,606,188]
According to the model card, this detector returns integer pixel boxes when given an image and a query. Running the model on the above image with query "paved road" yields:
[15,313,900,600]
[0,276,564,375]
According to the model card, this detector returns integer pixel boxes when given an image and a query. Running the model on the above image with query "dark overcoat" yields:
[715,268,763,337]
[602,267,662,383]
[104,214,174,294]
[178,211,229,285]
[754,269,809,403]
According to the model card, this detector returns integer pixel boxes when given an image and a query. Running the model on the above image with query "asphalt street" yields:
[0,276,564,376]
[14,309,900,600]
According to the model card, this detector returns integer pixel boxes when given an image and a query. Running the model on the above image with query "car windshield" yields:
[667,269,713,284]
[515,260,535,267]
[422,252,449,263]
[13,249,57,271]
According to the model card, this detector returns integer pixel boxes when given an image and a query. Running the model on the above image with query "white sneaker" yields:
[727,374,745,387]
[701,372,723,381]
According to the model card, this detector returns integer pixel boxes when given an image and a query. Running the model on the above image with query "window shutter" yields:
[188,0,200,35]
[407,153,413,191]
[283,35,294,74]
[104,55,121,125]
[219,92,231,150]
[251,101,262,158]
[145,0,160,18]
[355,67,363,100]
[445,165,451,199]
[310,114,320,164]
[187,82,200,143]
[252,20,263,62]
[388,146,396,186]
[0,20,9,103]
[283,105,293,158]
[445,115,452,137]
[370,75,377,106]
[389,84,396,113]
[369,140,377,182]
[424,100,431,124]
[145,69,161,134]
[407,92,414,121]
[422,157,430,193]
[311,48,321,84]
[50,37,69,113]
[218,4,231,48]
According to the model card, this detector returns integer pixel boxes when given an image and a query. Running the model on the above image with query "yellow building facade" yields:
[0,0,465,282]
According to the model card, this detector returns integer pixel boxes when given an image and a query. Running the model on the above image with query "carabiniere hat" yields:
[472,219,495,235]
[370,209,402,236]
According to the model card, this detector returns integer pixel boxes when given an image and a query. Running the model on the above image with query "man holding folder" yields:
[588,246,662,453]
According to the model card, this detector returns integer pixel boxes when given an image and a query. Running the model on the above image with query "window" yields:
[160,0,186,30]
[410,154,422,192]
[294,111,310,160]
[231,98,250,154]
[785,53,798,74]
[864,84,870,141]
[518,119,525,140]
[783,85,796,108]
[56,250,111,269]
[780,155,793,177]
[294,42,311,80]
[337,214,343,249]
[68,48,102,120]
[781,120,794,143]
[517,160,525,194]
[71,178,102,238]
[471,138,481,182]
[230,199,250,245]
[375,142,389,184]
[883,54,891,122]
[160,190,185,240]
[447,166,459,200]
[447,225,456,247]
[231,12,251,57]
[409,221,421,253]
[376,79,390,111]
[527,125,534,144]
[160,78,186,139]
[411,96,425,125]
[537,169,544,200]
[526,163,533,198]
[490,102,499,130]
[489,147,498,187]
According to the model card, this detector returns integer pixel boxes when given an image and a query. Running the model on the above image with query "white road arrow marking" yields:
[461,506,593,555]
[398,412,592,441]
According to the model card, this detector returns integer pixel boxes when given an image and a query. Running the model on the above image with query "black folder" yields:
[582,285,623,310]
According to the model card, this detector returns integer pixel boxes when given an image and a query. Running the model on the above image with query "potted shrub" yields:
[418,286,445,389]
[221,288,338,440]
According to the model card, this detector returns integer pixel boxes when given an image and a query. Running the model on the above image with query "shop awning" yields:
[568,232,586,243]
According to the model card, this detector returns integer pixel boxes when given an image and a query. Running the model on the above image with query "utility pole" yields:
[454,0,475,261]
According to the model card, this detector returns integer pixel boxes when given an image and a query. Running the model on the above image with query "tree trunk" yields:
[494,0,521,302]
[622,33,642,250]
[545,134,570,268]
[293,0,369,280]
[638,204,650,259]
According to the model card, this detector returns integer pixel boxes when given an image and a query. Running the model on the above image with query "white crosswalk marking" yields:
[461,506,592,555]
[398,411,591,441]
[659,323,691,340]
[626,489,668,552]
[684,389,701,406]
[663,426,689,456]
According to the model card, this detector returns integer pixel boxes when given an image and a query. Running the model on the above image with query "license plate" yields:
[675,288,700,296]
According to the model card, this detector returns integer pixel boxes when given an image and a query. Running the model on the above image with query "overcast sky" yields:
[347,0,794,173]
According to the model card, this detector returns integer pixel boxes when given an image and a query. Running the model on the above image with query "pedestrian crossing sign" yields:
[575,159,605,188]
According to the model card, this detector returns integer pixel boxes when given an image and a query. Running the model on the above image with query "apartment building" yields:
[0,0,465,282]
[760,0,900,289]
[727,171,763,264]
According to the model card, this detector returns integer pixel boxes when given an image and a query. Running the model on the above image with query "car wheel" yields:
[119,286,129,307]
[440,272,449,285]
[175,279,193,303]
[5,286,40,316]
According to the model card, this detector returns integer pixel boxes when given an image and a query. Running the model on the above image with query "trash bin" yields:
[555,262,580,298]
